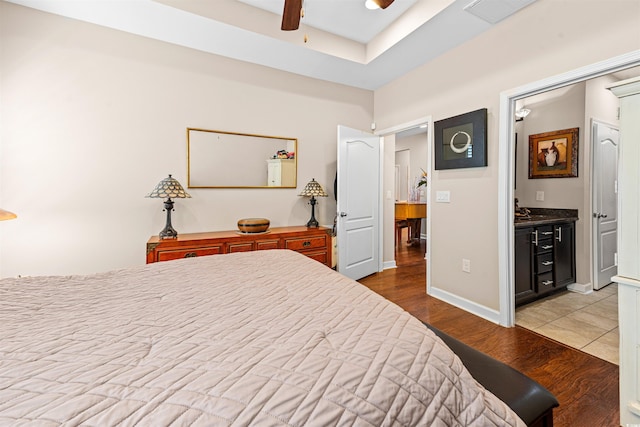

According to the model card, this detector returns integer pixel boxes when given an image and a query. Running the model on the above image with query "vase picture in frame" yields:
[434,108,487,170]
[528,127,579,179]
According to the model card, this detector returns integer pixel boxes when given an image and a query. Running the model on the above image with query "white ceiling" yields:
[7,0,537,90]
[238,0,419,44]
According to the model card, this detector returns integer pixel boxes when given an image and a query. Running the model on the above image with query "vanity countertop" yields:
[514,208,579,228]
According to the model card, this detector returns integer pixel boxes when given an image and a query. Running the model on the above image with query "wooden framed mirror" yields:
[187,128,297,188]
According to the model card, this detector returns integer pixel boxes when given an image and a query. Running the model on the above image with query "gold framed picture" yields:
[528,127,579,179]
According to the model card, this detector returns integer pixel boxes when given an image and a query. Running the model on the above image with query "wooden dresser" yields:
[146,226,332,267]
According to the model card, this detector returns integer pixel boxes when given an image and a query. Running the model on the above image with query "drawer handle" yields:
[542,280,554,286]
[184,252,198,258]
[303,241,311,248]
[540,231,554,236]
[541,245,553,250]
[541,261,554,266]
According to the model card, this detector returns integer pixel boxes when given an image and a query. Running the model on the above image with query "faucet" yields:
[514,198,531,218]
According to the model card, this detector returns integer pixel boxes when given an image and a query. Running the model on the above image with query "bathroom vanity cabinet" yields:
[515,214,577,306]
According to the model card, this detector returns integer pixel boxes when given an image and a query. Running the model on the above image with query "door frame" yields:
[498,50,640,327]
[376,115,433,288]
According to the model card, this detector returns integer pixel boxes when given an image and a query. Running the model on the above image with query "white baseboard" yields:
[429,286,501,325]
[383,260,397,270]
[567,282,593,294]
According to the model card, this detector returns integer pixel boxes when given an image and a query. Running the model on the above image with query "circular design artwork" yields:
[449,131,472,154]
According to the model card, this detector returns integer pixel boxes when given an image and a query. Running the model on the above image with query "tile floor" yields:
[515,284,619,365]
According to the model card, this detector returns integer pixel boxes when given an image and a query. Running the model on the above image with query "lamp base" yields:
[306,196,319,228]
[159,198,179,239]
[159,225,178,239]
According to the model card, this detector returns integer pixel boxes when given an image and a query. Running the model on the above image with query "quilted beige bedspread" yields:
[0,250,525,426]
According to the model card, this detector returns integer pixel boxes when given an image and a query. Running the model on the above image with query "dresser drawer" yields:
[535,227,554,250]
[156,245,223,262]
[536,240,554,253]
[228,242,254,253]
[256,239,280,250]
[304,250,328,264]
[284,235,327,251]
[536,271,555,291]
[536,252,554,274]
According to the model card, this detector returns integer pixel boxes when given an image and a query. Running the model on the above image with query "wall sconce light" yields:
[0,209,17,221]
[515,108,531,122]
[146,174,191,239]
[299,178,328,228]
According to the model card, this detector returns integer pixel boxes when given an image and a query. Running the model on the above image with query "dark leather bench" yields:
[426,324,559,427]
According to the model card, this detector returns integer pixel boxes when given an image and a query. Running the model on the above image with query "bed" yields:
[0,249,556,426]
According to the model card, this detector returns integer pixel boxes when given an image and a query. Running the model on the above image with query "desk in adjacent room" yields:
[395,202,426,246]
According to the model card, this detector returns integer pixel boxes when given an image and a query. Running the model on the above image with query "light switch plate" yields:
[436,191,450,203]
[536,191,544,201]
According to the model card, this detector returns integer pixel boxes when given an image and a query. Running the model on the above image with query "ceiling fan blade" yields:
[372,0,394,9]
[281,0,302,31]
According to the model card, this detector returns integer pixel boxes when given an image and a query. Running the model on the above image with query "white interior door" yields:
[592,120,619,290]
[336,125,381,280]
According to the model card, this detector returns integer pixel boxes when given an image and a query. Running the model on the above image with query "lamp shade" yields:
[299,179,328,198]
[146,174,191,199]
[0,208,17,221]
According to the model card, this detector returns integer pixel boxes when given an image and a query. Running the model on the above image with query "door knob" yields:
[340,212,348,217]
[593,212,608,219]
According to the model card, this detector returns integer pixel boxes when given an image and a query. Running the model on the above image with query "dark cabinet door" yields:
[515,227,535,305]
[554,222,576,286]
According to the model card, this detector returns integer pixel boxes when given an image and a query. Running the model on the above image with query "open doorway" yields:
[510,79,622,365]
[376,117,431,276]
[497,53,640,364]
[394,126,428,267]
[514,77,625,364]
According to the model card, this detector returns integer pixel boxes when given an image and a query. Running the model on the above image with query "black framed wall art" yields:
[434,108,487,170]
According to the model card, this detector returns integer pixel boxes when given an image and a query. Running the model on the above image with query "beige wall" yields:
[0,2,372,277]
[374,0,640,312]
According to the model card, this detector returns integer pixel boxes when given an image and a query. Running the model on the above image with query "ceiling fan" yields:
[281,0,395,31]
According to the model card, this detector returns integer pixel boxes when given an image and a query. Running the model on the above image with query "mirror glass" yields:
[395,149,410,201]
[187,128,297,188]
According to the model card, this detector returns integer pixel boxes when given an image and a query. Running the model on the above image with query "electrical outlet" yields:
[462,259,471,273]
[536,191,544,201]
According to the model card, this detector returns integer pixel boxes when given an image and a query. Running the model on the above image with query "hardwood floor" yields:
[358,239,619,427]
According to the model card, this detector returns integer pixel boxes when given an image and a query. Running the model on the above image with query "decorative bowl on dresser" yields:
[237,218,270,233]
[147,225,332,267]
